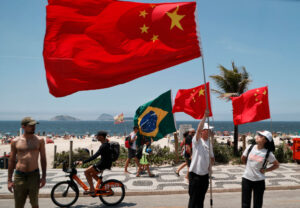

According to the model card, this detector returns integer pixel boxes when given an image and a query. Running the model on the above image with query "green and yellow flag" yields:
[134,90,176,141]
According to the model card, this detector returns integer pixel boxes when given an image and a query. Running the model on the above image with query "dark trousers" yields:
[242,177,265,208]
[188,172,209,208]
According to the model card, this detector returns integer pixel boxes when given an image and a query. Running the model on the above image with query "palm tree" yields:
[210,62,251,155]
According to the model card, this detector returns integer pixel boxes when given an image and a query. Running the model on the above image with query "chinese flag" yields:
[172,83,213,119]
[231,86,270,125]
[43,0,201,97]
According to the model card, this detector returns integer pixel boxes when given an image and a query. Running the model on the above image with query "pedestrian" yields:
[241,130,279,208]
[124,126,141,174]
[175,129,194,179]
[136,138,154,177]
[8,117,47,208]
[188,110,214,208]
[77,131,112,196]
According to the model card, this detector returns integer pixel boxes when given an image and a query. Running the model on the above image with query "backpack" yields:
[246,144,271,169]
[110,142,120,162]
[124,135,132,149]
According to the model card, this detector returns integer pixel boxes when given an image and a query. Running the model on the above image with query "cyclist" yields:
[77,131,112,196]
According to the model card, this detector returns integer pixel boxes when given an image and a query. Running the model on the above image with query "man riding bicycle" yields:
[77,131,112,196]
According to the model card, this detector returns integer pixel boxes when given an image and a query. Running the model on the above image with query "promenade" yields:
[0,163,300,198]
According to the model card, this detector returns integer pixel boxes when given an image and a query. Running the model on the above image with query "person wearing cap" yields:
[241,130,279,208]
[8,117,47,208]
[77,131,112,196]
[124,126,141,175]
[188,110,214,208]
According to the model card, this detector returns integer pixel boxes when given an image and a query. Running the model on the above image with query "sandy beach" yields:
[0,134,289,169]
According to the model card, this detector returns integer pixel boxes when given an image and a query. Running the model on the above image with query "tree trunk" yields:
[234,125,239,156]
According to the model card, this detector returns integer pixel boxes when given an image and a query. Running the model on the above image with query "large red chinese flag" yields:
[43,0,201,97]
[231,86,270,125]
[172,83,213,119]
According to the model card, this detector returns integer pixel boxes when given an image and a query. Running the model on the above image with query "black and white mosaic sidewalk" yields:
[0,164,300,196]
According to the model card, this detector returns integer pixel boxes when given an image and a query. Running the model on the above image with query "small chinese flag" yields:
[231,86,270,125]
[172,83,213,119]
[43,0,201,97]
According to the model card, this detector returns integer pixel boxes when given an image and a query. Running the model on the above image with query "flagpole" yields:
[195,2,213,206]
[201,57,213,208]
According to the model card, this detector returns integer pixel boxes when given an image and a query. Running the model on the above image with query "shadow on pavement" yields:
[71,202,137,208]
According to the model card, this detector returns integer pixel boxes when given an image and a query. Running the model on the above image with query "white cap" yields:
[188,128,195,132]
[257,130,273,142]
[203,123,214,130]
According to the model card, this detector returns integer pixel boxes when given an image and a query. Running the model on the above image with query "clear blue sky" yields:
[0,0,299,121]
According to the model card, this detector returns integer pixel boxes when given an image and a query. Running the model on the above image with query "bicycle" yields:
[51,162,125,207]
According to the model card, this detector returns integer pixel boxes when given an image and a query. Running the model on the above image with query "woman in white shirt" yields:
[241,131,279,208]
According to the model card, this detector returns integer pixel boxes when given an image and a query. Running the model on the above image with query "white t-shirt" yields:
[189,136,214,175]
[130,132,137,150]
[242,145,276,181]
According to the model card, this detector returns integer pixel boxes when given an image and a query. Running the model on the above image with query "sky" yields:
[0,0,300,121]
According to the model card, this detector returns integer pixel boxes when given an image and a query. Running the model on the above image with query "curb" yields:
[1,186,300,199]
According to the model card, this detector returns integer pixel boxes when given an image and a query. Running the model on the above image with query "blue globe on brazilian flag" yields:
[134,90,176,141]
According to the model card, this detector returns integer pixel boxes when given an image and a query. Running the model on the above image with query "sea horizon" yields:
[0,120,299,136]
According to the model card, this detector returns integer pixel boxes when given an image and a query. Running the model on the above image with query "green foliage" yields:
[53,142,295,169]
[210,62,251,101]
[148,145,176,166]
[54,145,177,168]
[213,142,231,164]
[53,148,90,168]
[274,144,293,163]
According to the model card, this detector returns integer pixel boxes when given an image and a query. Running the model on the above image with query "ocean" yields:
[0,121,299,136]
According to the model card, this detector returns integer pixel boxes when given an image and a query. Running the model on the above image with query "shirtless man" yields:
[7,117,47,208]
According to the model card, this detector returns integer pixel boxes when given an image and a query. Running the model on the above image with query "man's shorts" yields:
[128,148,137,159]
[93,161,112,172]
[14,169,40,208]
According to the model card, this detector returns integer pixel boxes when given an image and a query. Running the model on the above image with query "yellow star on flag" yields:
[139,10,148,18]
[199,88,205,96]
[151,34,159,42]
[191,90,196,103]
[263,90,267,95]
[166,6,185,31]
[140,24,149,33]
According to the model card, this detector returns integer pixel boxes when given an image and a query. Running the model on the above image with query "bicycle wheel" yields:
[51,181,79,207]
[99,179,125,206]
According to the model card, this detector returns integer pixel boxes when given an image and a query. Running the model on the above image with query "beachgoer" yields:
[136,138,154,177]
[241,130,279,208]
[8,117,47,208]
[77,131,112,196]
[175,129,194,179]
[188,110,214,208]
[124,126,140,174]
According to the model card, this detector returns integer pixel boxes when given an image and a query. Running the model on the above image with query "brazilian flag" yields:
[134,90,176,141]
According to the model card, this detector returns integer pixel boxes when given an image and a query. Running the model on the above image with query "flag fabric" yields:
[114,113,124,124]
[43,0,201,97]
[231,86,270,125]
[134,90,176,141]
[172,82,213,119]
